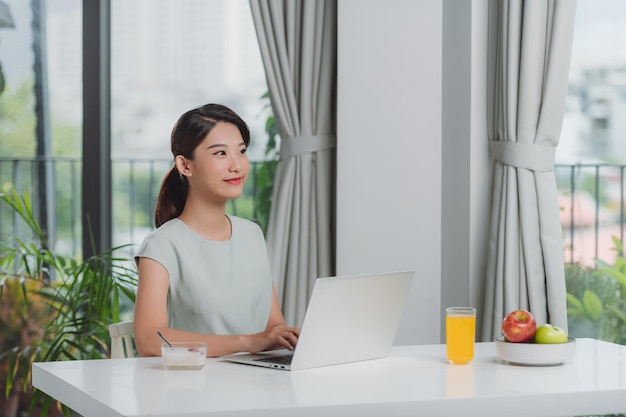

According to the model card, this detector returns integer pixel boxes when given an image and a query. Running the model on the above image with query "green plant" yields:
[566,236,626,345]
[591,236,626,346]
[0,186,137,416]
[254,92,279,235]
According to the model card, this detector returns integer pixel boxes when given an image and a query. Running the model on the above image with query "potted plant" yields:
[566,236,626,345]
[0,276,52,416]
[0,187,137,416]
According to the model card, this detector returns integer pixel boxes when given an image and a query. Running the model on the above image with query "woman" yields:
[133,103,299,357]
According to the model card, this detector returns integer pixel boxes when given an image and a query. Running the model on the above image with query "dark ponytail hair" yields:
[154,103,250,227]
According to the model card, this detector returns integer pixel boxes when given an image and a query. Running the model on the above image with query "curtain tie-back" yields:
[280,135,337,159]
[489,141,555,172]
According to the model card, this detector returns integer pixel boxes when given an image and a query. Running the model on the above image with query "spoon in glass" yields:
[157,331,172,348]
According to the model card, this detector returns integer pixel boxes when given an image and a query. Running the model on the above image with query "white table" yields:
[33,338,626,417]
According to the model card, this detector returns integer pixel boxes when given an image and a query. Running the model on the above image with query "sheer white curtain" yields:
[482,0,578,340]
[249,0,337,326]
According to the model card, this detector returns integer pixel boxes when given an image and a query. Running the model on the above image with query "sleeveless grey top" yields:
[135,216,272,335]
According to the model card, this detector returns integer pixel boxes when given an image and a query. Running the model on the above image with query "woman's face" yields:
[177,122,249,203]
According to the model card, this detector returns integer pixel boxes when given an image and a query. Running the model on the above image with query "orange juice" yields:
[446,308,476,365]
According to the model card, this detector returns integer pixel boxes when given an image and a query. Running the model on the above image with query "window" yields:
[0,0,271,256]
[110,0,271,248]
[560,0,626,345]
[559,0,626,266]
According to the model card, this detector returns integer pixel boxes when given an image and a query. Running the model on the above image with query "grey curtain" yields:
[249,0,337,326]
[482,0,577,340]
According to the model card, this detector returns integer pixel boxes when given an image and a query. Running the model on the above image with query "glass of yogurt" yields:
[161,342,207,370]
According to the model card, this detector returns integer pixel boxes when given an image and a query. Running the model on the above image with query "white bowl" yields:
[161,342,207,370]
[495,336,576,366]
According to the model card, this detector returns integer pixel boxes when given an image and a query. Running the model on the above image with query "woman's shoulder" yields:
[140,218,185,245]
[228,215,261,229]
[152,217,184,234]
[228,215,264,237]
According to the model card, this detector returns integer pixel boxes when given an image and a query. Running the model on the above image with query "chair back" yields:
[108,321,135,358]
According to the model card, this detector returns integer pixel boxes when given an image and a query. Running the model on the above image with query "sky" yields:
[570,0,626,74]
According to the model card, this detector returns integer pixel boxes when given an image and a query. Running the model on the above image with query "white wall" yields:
[337,0,443,345]
[468,0,491,340]
[337,0,491,345]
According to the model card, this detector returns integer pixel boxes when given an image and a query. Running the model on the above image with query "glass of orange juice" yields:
[446,307,476,365]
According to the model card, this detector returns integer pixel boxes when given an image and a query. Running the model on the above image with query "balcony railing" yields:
[0,156,268,259]
[556,163,626,267]
[1,157,625,266]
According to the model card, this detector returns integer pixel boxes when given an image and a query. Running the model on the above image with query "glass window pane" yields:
[0,0,36,156]
[0,0,82,257]
[110,0,270,248]
[562,0,626,345]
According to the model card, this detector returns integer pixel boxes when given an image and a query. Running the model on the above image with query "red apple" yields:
[501,310,537,343]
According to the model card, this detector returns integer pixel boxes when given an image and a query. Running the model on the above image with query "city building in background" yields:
[1,0,268,156]
[559,0,626,164]
[555,0,626,266]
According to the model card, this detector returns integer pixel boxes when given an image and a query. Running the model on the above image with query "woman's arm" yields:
[133,258,299,357]
[255,283,300,351]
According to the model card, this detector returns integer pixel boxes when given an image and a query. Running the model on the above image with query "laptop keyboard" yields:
[254,355,293,365]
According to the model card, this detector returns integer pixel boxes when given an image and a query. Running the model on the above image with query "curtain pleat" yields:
[482,0,577,341]
[249,0,337,326]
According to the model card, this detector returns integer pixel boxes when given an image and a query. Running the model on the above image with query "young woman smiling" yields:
[133,103,299,357]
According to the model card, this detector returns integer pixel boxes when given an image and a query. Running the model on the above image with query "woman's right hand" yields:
[248,324,300,353]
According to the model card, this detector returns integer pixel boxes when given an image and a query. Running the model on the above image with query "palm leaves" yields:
[0,187,137,414]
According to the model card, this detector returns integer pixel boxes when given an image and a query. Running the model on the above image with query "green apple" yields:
[534,323,568,344]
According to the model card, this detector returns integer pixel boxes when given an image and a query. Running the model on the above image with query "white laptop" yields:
[222,270,414,371]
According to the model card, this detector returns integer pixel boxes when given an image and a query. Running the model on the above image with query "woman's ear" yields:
[174,155,192,179]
